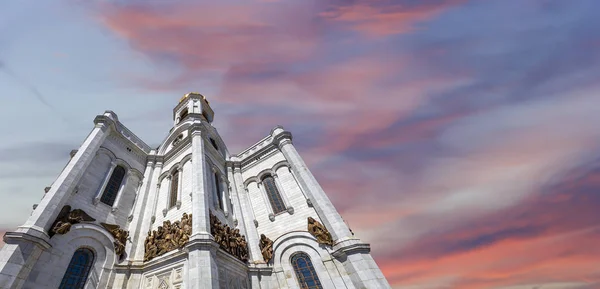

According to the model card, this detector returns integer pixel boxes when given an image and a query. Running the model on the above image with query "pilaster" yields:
[0,114,113,289]
[128,158,155,260]
[272,127,354,242]
[232,163,263,263]
[187,124,219,288]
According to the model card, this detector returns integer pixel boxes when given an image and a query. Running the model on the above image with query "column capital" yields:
[189,123,204,136]
[273,131,293,149]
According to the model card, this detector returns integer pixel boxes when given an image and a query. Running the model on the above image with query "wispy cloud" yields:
[1,0,599,288]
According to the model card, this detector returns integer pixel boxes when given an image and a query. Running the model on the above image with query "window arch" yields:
[291,253,323,289]
[169,170,179,208]
[214,172,223,210]
[59,248,94,289]
[262,175,285,214]
[100,165,126,206]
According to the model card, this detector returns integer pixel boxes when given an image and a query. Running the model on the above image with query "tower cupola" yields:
[173,92,214,125]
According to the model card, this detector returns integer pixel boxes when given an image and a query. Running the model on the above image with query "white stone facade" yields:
[0,93,391,289]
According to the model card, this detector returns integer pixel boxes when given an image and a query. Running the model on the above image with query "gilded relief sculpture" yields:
[210,213,249,262]
[259,234,274,262]
[307,217,334,246]
[144,213,192,262]
[101,223,129,260]
[49,205,96,237]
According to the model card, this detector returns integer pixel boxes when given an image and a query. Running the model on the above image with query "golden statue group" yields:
[49,206,130,260]
[144,213,192,261]
[308,217,334,246]
[209,213,249,262]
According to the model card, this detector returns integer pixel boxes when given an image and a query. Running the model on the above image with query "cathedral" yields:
[0,93,391,289]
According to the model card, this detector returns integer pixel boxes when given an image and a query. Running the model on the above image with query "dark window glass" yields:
[100,166,126,206]
[210,138,219,151]
[180,108,189,120]
[59,248,94,289]
[263,176,285,214]
[169,171,179,208]
[291,253,322,289]
[214,172,223,210]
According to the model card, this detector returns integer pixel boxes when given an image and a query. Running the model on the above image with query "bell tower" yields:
[173,92,214,126]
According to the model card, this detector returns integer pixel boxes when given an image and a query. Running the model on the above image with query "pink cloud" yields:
[321,0,466,37]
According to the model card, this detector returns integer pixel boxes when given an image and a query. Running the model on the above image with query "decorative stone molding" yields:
[162,208,168,217]
[307,198,313,207]
[286,206,295,215]
[176,200,182,210]
[254,220,259,227]
[268,213,275,222]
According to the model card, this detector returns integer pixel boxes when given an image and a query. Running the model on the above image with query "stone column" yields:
[273,127,353,242]
[176,167,183,209]
[162,175,172,216]
[186,124,219,289]
[133,160,162,260]
[111,170,130,212]
[0,112,114,289]
[126,157,153,260]
[128,180,144,222]
[232,164,262,263]
[93,161,117,205]
[220,175,229,216]
[226,162,243,234]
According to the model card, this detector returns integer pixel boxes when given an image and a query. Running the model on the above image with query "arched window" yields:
[59,248,94,289]
[169,170,179,208]
[291,253,323,289]
[263,175,285,214]
[214,172,223,210]
[100,165,126,206]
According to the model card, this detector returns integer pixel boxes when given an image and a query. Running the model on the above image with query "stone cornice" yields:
[106,134,147,164]
[240,147,279,173]
[3,231,52,250]
[331,241,371,258]
[232,126,293,169]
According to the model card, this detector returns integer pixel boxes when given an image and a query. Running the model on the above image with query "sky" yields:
[1,0,600,288]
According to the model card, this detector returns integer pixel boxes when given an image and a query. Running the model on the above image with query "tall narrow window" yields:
[169,171,179,208]
[100,166,126,206]
[263,175,285,214]
[59,248,94,289]
[180,108,189,120]
[291,253,322,289]
[214,172,223,210]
